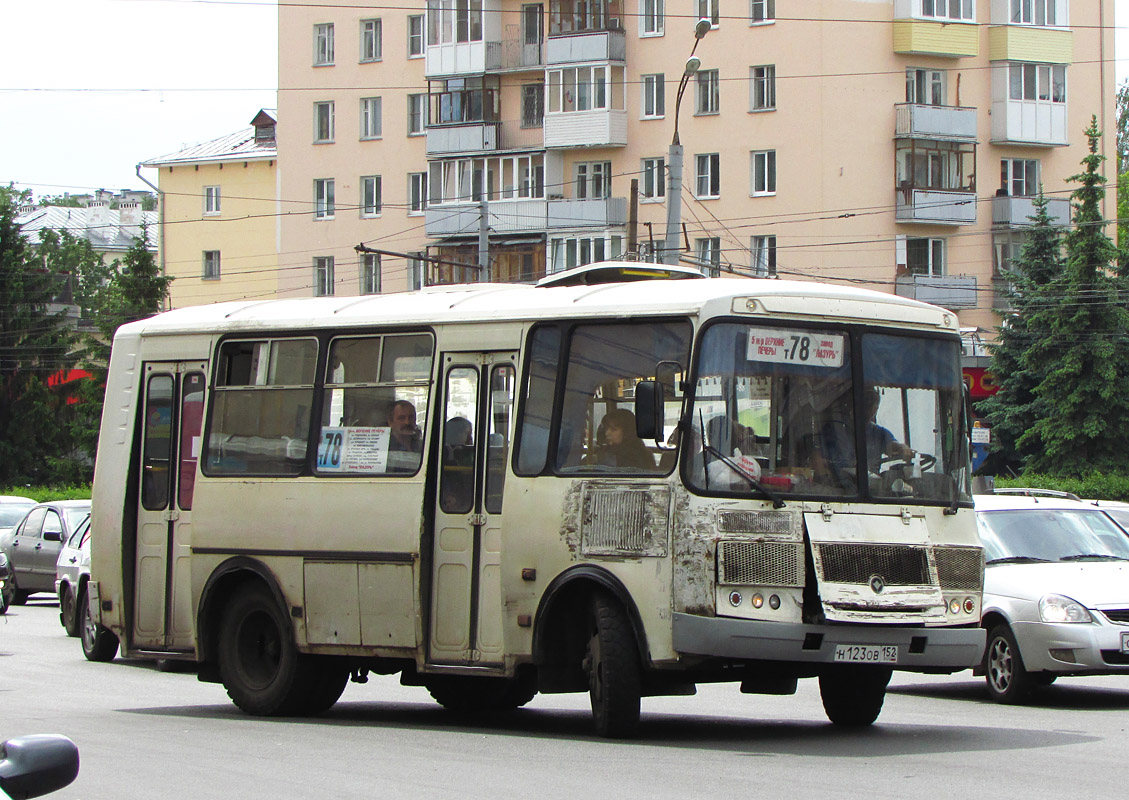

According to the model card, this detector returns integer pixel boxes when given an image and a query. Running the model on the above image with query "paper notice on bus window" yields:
[746,328,845,368]
[317,426,391,473]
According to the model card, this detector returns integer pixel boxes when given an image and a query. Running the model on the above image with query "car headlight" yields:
[1039,594,1092,624]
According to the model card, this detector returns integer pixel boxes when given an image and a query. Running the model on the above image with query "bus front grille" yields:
[717,540,804,587]
[934,546,983,590]
[815,543,930,586]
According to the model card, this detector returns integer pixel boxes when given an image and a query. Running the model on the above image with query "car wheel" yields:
[584,593,642,739]
[80,597,119,662]
[61,587,81,637]
[6,574,28,606]
[984,624,1033,704]
[218,583,318,716]
[0,583,8,615]
[819,665,892,726]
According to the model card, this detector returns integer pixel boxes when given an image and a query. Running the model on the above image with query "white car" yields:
[974,492,1129,702]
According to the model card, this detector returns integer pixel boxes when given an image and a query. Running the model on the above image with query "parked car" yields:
[54,516,90,637]
[974,492,1129,703]
[0,501,89,608]
[0,551,11,615]
[0,495,36,536]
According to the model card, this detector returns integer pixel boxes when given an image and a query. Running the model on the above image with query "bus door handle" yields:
[467,513,486,527]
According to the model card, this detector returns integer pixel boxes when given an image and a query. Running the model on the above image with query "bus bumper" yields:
[671,612,986,671]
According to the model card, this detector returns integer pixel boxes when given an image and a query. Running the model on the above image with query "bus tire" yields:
[585,593,641,738]
[819,665,891,726]
[297,658,350,715]
[61,586,81,637]
[426,673,537,714]
[80,597,119,662]
[218,584,312,716]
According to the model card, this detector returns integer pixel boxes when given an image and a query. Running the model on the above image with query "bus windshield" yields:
[684,322,970,504]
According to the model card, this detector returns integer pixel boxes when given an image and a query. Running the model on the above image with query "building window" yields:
[360,97,382,140]
[750,0,775,23]
[315,179,335,219]
[314,23,335,65]
[751,149,776,196]
[575,161,612,199]
[1001,159,1040,196]
[314,101,335,143]
[1009,62,1066,103]
[547,66,624,113]
[905,237,945,277]
[641,0,664,35]
[698,0,719,27]
[642,157,665,200]
[696,153,720,198]
[408,94,427,135]
[642,73,665,118]
[361,253,381,294]
[427,154,545,204]
[203,186,221,215]
[896,140,975,192]
[750,235,776,277]
[361,175,382,217]
[695,70,720,115]
[1010,0,1059,25]
[993,232,1025,277]
[409,172,428,214]
[408,14,425,56]
[361,18,382,62]
[521,84,545,128]
[750,65,775,111]
[695,237,722,276]
[549,234,623,271]
[314,256,335,296]
[921,0,974,21]
[427,0,484,45]
[203,250,221,280]
[906,68,945,105]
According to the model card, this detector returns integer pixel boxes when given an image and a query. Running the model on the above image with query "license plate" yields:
[1121,632,1129,654]
[834,644,899,664]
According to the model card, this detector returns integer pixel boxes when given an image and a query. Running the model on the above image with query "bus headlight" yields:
[1039,594,1092,624]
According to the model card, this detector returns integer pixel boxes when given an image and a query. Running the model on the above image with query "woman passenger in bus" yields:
[592,408,655,471]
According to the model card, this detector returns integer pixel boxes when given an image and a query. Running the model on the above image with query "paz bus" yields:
[88,262,985,737]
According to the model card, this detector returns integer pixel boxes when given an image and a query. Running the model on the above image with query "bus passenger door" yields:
[429,352,517,666]
[133,362,206,652]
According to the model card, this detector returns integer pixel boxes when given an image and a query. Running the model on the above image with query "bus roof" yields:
[119,271,959,338]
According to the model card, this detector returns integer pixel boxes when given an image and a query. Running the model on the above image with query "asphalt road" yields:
[3,597,1128,799]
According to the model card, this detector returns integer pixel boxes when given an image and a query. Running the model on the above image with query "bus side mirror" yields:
[634,380,662,443]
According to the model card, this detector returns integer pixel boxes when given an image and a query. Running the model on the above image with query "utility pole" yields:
[478,196,490,282]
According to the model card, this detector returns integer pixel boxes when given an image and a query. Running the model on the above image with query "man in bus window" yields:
[821,387,912,477]
[388,400,423,456]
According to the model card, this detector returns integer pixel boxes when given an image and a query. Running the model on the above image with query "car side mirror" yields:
[43,531,63,543]
[634,380,663,443]
[0,735,80,799]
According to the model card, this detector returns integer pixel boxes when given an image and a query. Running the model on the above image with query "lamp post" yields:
[663,18,712,266]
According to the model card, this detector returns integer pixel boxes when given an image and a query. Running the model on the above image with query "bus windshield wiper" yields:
[986,555,1052,564]
[703,444,786,509]
[1058,554,1129,562]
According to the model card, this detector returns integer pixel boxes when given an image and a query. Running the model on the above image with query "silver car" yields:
[0,500,90,607]
[975,493,1129,702]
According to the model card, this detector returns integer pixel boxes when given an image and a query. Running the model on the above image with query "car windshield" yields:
[977,508,1129,563]
[684,324,969,503]
[0,506,32,527]
[64,507,91,530]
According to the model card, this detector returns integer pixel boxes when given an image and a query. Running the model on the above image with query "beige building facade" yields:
[277,0,1117,334]
[142,111,280,309]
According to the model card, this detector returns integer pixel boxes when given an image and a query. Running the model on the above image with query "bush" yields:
[993,472,1129,503]
[0,484,92,502]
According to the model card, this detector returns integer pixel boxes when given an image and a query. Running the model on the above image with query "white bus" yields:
[89,263,985,737]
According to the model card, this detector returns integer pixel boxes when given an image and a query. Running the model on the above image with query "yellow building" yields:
[141,110,280,309]
[276,1,1116,333]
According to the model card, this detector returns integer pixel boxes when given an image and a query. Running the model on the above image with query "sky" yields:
[1,0,1127,201]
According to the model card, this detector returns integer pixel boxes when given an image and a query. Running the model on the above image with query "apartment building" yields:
[141,110,280,309]
[277,0,1116,334]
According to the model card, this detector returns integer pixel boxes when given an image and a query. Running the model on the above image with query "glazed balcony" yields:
[895,274,978,309]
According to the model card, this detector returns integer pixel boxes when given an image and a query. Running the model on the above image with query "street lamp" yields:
[663,18,712,266]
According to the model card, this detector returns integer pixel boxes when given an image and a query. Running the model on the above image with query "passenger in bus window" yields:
[386,400,423,473]
[592,408,655,471]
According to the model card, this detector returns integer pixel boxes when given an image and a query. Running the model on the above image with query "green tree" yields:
[979,194,1065,471]
[1020,118,1129,475]
[0,186,81,485]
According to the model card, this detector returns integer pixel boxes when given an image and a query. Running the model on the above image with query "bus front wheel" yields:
[584,593,641,738]
[219,584,314,716]
[819,665,891,726]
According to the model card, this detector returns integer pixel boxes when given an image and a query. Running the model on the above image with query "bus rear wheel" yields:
[426,672,538,714]
[219,584,317,716]
[584,593,641,738]
[819,665,891,726]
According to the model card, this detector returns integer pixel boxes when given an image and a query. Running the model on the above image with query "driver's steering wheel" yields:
[877,452,937,471]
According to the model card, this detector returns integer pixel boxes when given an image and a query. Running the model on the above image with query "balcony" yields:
[895,103,977,141]
[546,28,625,65]
[895,274,978,309]
[427,119,545,156]
[544,109,627,148]
[992,195,1070,228]
[485,24,544,71]
[990,98,1068,146]
[426,196,626,236]
[896,188,977,225]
